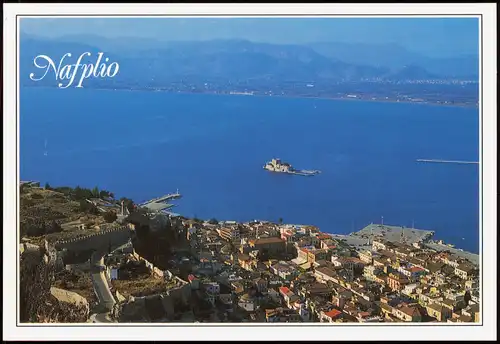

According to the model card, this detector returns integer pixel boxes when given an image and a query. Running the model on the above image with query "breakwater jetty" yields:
[138,191,182,207]
[285,170,321,176]
[416,159,479,165]
[138,190,182,212]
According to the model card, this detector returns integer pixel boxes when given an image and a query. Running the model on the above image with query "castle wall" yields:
[55,227,132,253]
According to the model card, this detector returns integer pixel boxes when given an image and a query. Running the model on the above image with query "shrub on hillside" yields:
[31,193,44,200]
[104,211,118,223]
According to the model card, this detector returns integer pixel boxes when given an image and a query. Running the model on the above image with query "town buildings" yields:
[40,214,479,324]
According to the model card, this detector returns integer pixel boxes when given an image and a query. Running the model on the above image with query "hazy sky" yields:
[20,17,479,58]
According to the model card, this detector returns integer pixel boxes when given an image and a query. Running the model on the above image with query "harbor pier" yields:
[416,159,479,165]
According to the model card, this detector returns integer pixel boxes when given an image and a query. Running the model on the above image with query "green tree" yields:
[79,200,89,212]
[31,193,44,200]
[48,220,62,234]
[54,186,73,196]
[92,186,100,198]
[278,217,283,224]
[103,211,118,223]
[79,200,99,215]
[100,190,113,199]
[73,186,94,201]
[208,218,219,225]
[44,182,51,190]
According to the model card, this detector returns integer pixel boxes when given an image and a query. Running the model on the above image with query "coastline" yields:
[325,224,479,262]
[21,84,479,109]
[423,241,479,266]
[24,179,479,263]
[27,177,479,257]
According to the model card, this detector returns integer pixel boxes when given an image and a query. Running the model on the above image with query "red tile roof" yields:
[324,309,342,319]
[279,286,291,295]
[409,266,425,273]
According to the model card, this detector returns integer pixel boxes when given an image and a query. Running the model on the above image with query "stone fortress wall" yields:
[54,226,134,253]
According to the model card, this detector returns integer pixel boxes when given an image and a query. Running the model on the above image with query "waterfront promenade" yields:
[424,241,479,265]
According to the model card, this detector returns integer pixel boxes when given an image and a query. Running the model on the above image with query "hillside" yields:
[19,185,121,246]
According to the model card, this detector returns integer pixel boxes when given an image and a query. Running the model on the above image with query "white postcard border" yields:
[3,3,497,341]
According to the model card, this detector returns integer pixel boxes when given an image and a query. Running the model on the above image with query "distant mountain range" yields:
[307,42,479,79]
[20,34,479,87]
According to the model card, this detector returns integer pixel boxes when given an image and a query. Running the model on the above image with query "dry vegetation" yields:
[20,251,89,323]
[20,187,105,244]
[52,270,97,304]
[110,261,172,298]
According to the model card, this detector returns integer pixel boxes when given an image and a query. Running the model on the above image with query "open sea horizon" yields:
[20,87,480,253]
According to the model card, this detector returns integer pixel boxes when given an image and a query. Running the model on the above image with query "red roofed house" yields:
[320,308,343,323]
[279,286,299,308]
[279,286,291,296]
[317,234,331,241]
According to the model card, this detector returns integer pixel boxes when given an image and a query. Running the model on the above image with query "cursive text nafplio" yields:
[29,52,120,89]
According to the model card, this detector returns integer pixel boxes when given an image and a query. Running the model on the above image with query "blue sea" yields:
[20,87,480,253]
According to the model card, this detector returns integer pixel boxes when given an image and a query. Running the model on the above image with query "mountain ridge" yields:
[19,34,479,86]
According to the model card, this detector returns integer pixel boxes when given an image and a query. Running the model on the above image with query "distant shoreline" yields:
[21,84,479,109]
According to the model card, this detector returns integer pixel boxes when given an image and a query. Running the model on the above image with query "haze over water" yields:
[20,87,480,253]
